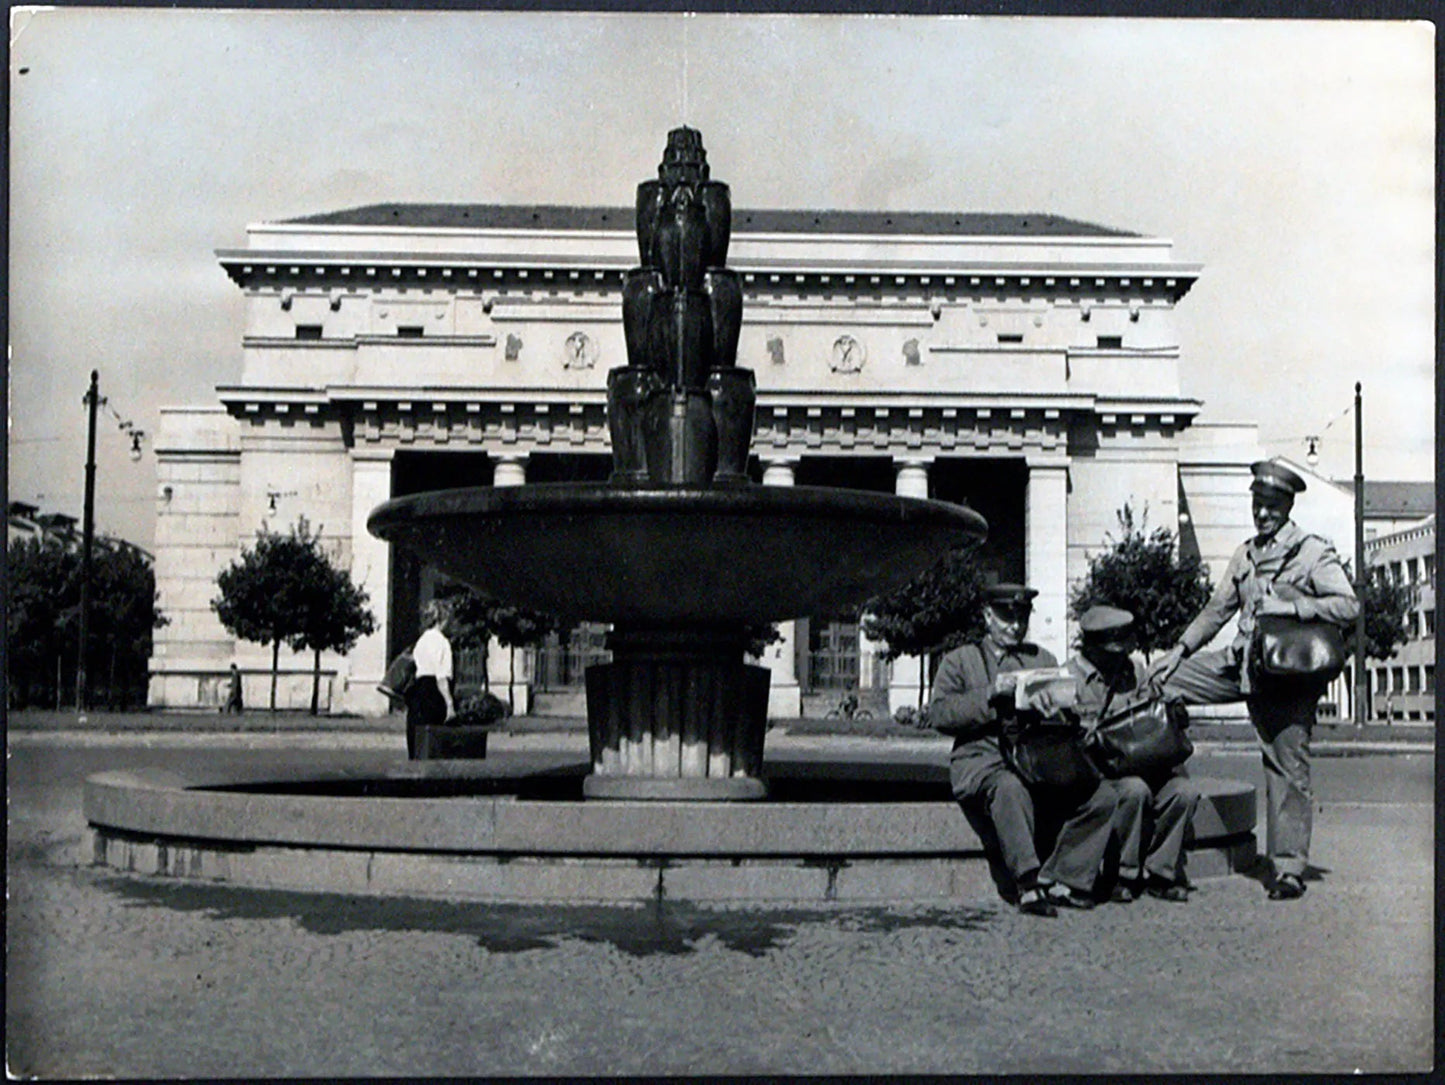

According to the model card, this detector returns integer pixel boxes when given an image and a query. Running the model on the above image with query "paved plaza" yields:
[6,722,1437,1078]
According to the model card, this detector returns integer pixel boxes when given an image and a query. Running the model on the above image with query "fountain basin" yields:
[366,483,988,625]
[81,753,1258,904]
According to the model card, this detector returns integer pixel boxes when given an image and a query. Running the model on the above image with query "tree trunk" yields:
[270,638,280,712]
[310,648,321,716]
[507,646,516,714]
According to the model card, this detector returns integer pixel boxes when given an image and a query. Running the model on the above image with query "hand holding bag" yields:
[378,647,417,701]
[1250,614,1346,683]
[1001,717,1099,790]
[1246,537,1347,684]
[1085,696,1193,779]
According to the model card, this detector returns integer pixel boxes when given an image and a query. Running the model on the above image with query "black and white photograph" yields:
[6,7,1436,1077]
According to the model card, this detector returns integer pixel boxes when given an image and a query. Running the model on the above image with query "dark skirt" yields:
[405,675,447,757]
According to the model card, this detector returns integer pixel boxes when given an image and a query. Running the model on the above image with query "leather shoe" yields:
[1110,882,1138,903]
[1144,878,1189,902]
[1268,873,1306,901]
[1046,884,1097,910]
[1016,886,1057,917]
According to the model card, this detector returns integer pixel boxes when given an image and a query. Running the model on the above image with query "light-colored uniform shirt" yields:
[1178,520,1360,657]
[412,627,453,681]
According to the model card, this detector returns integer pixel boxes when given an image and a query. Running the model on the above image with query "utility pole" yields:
[77,369,100,715]
[1353,381,1367,728]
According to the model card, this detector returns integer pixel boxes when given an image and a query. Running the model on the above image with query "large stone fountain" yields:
[81,129,1259,903]
[367,129,988,800]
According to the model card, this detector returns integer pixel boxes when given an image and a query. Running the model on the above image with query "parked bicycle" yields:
[824,691,874,720]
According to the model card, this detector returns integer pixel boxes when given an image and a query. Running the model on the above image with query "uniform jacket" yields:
[1178,520,1360,658]
[1066,652,1149,725]
[928,638,1059,758]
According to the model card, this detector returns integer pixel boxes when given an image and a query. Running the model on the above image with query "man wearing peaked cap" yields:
[925,582,1122,917]
[1149,456,1358,901]
[1068,605,1201,903]
[1077,604,1133,638]
[1249,458,1307,498]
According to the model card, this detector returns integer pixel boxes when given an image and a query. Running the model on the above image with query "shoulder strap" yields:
[1269,537,1309,583]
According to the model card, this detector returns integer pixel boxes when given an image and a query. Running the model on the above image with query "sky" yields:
[7,10,1436,551]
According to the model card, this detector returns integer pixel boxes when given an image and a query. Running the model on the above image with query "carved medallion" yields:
[563,331,598,370]
[830,334,865,373]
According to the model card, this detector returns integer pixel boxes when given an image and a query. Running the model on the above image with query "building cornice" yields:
[217,251,1199,303]
[213,385,1200,455]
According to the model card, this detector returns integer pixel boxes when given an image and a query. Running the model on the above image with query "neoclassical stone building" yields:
[150,204,1266,717]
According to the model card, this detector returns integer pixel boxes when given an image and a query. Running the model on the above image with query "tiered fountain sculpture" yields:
[368,129,989,800]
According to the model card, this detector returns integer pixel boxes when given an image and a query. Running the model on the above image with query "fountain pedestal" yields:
[583,625,769,800]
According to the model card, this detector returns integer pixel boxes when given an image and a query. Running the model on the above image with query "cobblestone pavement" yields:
[5,738,1435,1078]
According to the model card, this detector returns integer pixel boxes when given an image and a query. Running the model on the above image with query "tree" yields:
[213,518,368,713]
[488,603,565,714]
[861,545,988,706]
[1356,566,1412,664]
[1069,504,1213,658]
[7,534,165,709]
[288,559,377,716]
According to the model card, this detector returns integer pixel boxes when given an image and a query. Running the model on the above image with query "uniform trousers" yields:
[1162,647,1319,878]
[951,741,1119,897]
[1111,769,1201,884]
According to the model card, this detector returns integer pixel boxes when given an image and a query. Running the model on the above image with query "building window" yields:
[1407,612,1420,639]
[1407,557,1420,584]
[1424,609,1435,636]
[1407,666,1421,693]
[397,325,424,338]
[1096,335,1123,349]
[997,333,1024,344]
[1390,561,1403,584]
[1423,553,1434,585]
[1391,666,1405,693]
[295,324,323,340]
[1426,665,1435,694]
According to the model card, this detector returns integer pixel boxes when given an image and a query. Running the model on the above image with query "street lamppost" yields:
[1353,382,1367,728]
[75,370,146,716]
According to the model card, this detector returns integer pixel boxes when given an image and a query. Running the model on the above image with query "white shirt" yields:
[412,627,452,681]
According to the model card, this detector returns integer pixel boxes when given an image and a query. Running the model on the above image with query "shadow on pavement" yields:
[101,876,997,957]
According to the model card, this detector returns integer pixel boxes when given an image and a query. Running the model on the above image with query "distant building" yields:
[1364,515,1435,722]
[1332,479,1435,539]
[7,502,154,563]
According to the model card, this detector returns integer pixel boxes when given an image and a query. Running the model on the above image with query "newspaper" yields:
[1011,667,1079,713]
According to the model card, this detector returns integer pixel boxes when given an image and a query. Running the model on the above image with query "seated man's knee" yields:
[992,770,1032,810]
[1112,775,1151,809]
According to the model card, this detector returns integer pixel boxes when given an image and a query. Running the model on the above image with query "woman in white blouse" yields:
[406,598,456,758]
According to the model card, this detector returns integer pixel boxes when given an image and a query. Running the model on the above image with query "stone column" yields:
[1025,458,1070,663]
[760,457,802,718]
[346,450,395,716]
[888,457,931,711]
[488,453,529,712]
[492,453,528,489]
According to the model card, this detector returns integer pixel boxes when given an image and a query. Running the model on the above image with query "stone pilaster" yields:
[1025,458,1070,663]
[760,457,802,718]
[488,452,530,711]
[888,457,932,711]
[345,450,395,715]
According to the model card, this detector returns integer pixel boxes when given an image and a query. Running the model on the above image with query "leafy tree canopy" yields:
[1355,567,1412,663]
[1069,504,1213,656]
[862,545,988,662]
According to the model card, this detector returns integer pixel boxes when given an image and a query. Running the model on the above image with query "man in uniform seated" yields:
[1068,605,1201,903]
[928,584,1120,916]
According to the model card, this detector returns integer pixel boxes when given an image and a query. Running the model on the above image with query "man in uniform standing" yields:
[1149,460,1359,900]
[928,584,1120,916]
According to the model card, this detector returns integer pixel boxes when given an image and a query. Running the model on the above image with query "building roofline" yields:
[276,204,1141,239]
